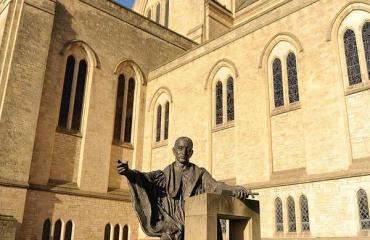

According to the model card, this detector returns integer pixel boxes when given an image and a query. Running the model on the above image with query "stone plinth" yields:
[185,193,260,240]
[0,215,17,240]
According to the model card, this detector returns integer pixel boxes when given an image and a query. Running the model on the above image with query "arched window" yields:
[287,196,296,232]
[357,189,370,230]
[164,0,169,27]
[226,77,234,121]
[156,3,161,24]
[362,22,370,79]
[122,225,129,240]
[53,219,62,240]
[299,195,310,232]
[124,78,135,143]
[273,58,284,108]
[42,219,51,240]
[114,75,125,142]
[156,105,162,142]
[71,60,87,131]
[344,29,362,85]
[147,9,152,19]
[164,101,170,140]
[58,55,75,129]
[275,198,283,232]
[64,220,73,240]
[104,224,111,240]
[287,53,299,103]
[215,81,223,125]
[113,224,120,240]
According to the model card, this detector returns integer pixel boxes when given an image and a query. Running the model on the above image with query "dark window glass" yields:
[147,9,151,19]
[287,196,296,232]
[216,81,223,125]
[53,220,62,240]
[104,224,111,240]
[71,60,87,131]
[156,4,161,23]
[122,225,129,240]
[358,189,370,230]
[114,75,125,142]
[275,198,283,232]
[300,195,310,232]
[156,105,162,142]
[42,219,51,240]
[344,29,362,85]
[273,58,284,108]
[227,77,234,121]
[362,22,370,79]
[124,78,135,143]
[287,53,299,103]
[64,220,73,240]
[113,224,120,240]
[58,55,75,129]
[164,102,169,140]
[165,0,169,27]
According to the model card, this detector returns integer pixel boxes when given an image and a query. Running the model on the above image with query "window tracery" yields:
[287,196,296,232]
[215,81,223,125]
[287,53,299,103]
[300,195,310,232]
[227,77,234,121]
[275,198,284,232]
[357,189,370,230]
[344,29,362,85]
[362,22,370,79]
[273,58,284,108]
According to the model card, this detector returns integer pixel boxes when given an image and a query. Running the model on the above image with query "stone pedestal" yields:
[0,215,17,240]
[185,193,260,240]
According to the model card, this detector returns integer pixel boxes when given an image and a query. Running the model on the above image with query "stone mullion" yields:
[67,57,79,130]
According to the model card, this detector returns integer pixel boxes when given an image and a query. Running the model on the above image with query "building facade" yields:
[0,0,370,239]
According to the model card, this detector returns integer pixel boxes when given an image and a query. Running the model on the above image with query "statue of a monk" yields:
[117,136,255,240]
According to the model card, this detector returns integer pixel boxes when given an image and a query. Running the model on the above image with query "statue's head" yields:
[173,137,194,165]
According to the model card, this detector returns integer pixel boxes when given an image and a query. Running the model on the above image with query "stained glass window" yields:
[216,81,223,125]
[164,102,169,140]
[156,105,162,142]
[113,224,120,240]
[58,55,75,129]
[71,59,87,131]
[362,23,370,79]
[227,77,234,122]
[64,220,73,240]
[300,195,310,232]
[156,3,161,23]
[275,198,283,232]
[53,219,62,240]
[124,78,135,143]
[104,224,111,240]
[287,53,299,103]
[357,189,370,230]
[114,75,125,142]
[122,225,129,240]
[165,0,169,27]
[42,219,51,240]
[287,196,296,232]
[344,29,362,85]
[273,58,284,108]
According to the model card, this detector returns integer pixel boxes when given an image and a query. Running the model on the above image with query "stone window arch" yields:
[357,189,370,230]
[104,223,111,240]
[42,218,51,240]
[64,220,73,240]
[275,197,283,232]
[53,219,63,240]
[287,196,296,232]
[156,2,161,24]
[299,195,310,232]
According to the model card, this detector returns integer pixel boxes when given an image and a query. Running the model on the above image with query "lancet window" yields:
[156,3,161,23]
[156,105,162,142]
[53,219,62,240]
[287,53,299,103]
[362,23,370,79]
[122,225,129,240]
[357,189,370,230]
[275,198,283,232]
[165,0,169,27]
[273,58,284,108]
[287,196,297,232]
[65,220,73,240]
[155,99,170,143]
[227,77,235,121]
[215,81,223,125]
[42,219,51,240]
[113,224,120,240]
[300,195,310,232]
[344,29,362,85]
[104,224,111,240]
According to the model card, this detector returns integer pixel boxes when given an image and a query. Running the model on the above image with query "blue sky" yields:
[115,0,135,8]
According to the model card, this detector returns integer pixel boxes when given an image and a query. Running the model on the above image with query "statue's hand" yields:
[232,186,255,200]
[117,160,130,176]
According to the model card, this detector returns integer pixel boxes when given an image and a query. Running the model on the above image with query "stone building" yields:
[0,0,370,239]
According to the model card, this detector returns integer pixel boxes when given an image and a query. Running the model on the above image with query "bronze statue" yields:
[117,136,256,240]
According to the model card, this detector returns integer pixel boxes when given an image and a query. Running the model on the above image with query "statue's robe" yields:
[126,162,219,240]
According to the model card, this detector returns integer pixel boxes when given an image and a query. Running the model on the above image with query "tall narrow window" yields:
[300,195,310,232]
[215,81,223,125]
[42,219,51,240]
[226,77,234,121]
[164,0,169,27]
[71,60,87,131]
[362,22,370,79]
[344,29,362,85]
[156,3,161,24]
[53,220,62,240]
[122,225,129,240]
[124,78,135,143]
[287,53,299,103]
[273,58,284,108]
[114,75,125,142]
[164,102,169,140]
[357,189,370,230]
[287,196,296,232]
[113,224,120,240]
[64,220,73,240]
[58,56,75,129]
[275,198,283,232]
[156,105,162,142]
[147,9,152,19]
[104,224,111,240]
